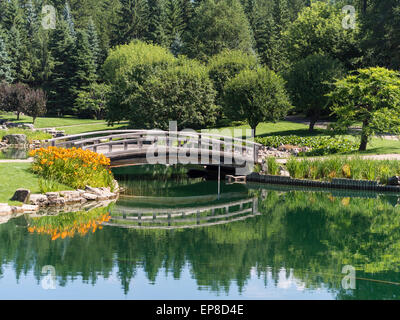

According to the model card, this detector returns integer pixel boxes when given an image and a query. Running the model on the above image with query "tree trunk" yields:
[32,117,36,124]
[309,113,319,132]
[17,112,20,120]
[359,119,369,151]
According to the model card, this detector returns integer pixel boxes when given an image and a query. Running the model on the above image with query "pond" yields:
[1,165,400,300]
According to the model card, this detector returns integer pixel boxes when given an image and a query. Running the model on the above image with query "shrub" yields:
[131,58,218,130]
[30,146,114,190]
[266,157,280,175]
[223,67,292,136]
[255,135,358,156]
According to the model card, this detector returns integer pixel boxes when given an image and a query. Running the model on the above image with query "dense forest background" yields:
[0,0,399,120]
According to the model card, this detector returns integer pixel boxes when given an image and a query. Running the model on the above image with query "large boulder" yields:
[29,194,49,206]
[11,189,31,203]
[2,134,28,145]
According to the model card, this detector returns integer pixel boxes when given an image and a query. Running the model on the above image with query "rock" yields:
[22,204,39,212]
[388,176,400,186]
[29,194,49,206]
[278,166,291,177]
[59,191,82,202]
[48,196,65,206]
[82,193,98,201]
[85,186,103,196]
[21,123,35,130]
[2,134,28,145]
[11,189,31,203]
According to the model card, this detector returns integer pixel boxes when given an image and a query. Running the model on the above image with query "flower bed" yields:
[29,146,115,190]
[255,135,358,156]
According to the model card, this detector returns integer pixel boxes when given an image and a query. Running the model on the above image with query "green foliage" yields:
[208,49,258,107]
[266,156,280,175]
[285,156,400,184]
[223,67,291,135]
[76,82,111,119]
[284,0,360,68]
[255,135,358,155]
[285,53,345,131]
[0,33,13,83]
[38,178,71,194]
[130,58,218,129]
[183,0,254,60]
[328,67,400,151]
[103,40,176,124]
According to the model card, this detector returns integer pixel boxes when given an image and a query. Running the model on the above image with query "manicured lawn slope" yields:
[0,163,41,204]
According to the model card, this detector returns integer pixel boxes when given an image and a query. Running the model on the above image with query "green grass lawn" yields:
[0,163,42,205]
[0,112,130,135]
[0,163,73,205]
[0,113,106,128]
[60,122,130,135]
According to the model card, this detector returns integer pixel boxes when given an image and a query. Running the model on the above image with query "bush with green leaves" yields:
[285,53,345,131]
[223,67,291,136]
[103,40,176,125]
[255,135,358,156]
[328,67,400,151]
[130,58,218,130]
[208,49,258,105]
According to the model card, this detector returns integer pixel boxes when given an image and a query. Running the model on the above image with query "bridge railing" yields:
[46,130,262,163]
[106,197,259,229]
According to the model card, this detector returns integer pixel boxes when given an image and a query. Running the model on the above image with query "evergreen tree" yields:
[25,0,38,38]
[146,0,167,45]
[63,2,77,39]
[86,17,101,70]
[0,0,23,32]
[47,18,77,115]
[111,0,149,46]
[72,29,97,96]
[164,0,185,47]
[7,26,30,83]
[0,34,14,83]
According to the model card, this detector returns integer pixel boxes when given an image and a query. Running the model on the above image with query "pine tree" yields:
[7,26,31,82]
[47,18,77,115]
[111,0,149,46]
[146,0,167,45]
[63,2,76,39]
[86,17,101,70]
[72,29,97,96]
[25,0,38,38]
[164,0,185,47]
[0,34,14,83]
[0,0,24,32]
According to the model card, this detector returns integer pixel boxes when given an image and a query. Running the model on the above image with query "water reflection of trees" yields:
[1,190,400,298]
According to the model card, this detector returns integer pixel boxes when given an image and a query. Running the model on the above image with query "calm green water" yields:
[1,165,400,299]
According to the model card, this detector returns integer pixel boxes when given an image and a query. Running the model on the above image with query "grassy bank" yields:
[0,163,72,205]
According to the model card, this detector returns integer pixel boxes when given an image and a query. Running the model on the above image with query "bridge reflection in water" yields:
[106,197,259,229]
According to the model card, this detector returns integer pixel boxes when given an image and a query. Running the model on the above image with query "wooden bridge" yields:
[104,197,259,229]
[47,130,262,169]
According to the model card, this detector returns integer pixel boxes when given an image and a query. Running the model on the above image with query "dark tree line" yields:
[0,0,399,122]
